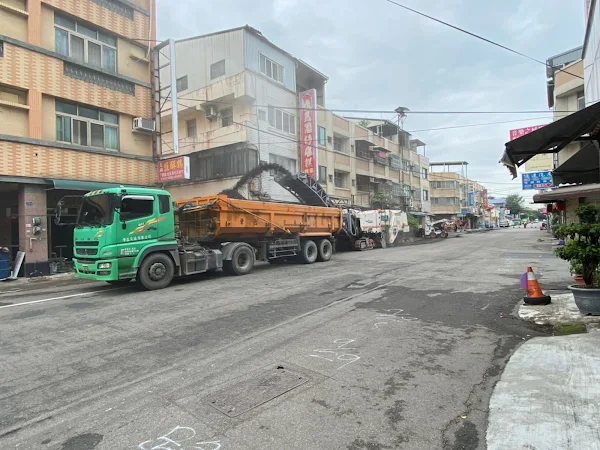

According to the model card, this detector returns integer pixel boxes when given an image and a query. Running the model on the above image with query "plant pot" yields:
[569,285,600,315]
[573,275,586,286]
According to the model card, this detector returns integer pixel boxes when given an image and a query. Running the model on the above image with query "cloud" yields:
[155,0,584,196]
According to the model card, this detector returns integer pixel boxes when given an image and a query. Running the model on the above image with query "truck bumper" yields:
[73,258,121,281]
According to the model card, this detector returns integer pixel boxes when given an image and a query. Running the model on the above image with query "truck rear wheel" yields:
[375,233,388,249]
[223,245,255,275]
[300,240,318,264]
[137,253,174,290]
[317,239,333,262]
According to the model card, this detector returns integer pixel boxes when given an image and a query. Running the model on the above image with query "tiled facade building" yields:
[0,0,156,274]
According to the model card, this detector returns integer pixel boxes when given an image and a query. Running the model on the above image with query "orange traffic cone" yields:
[523,266,551,305]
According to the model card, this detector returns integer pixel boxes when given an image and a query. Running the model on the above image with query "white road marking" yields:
[0,288,123,310]
[481,303,491,311]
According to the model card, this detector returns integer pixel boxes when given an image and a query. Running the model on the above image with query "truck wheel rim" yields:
[307,245,316,259]
[238,252,250,269]
[149,262,166,280]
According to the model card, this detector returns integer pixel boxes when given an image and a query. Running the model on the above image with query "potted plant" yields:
[554,204,600,314]
[569,261,585,286]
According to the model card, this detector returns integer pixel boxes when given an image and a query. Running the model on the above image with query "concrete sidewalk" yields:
[487,333,600,450]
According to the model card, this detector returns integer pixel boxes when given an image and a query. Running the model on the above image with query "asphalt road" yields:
[0,227,567,450]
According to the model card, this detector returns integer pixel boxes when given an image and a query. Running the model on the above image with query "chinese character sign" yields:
[522,171,553,190]
[158,156,190,182]
[509,125,546,141]
[299,89,318,178]
[482,189,488,208]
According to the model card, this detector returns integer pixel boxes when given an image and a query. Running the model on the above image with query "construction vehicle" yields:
[355,209,411,248]
[72,187,342,290]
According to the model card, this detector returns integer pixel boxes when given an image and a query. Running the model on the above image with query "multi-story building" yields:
[429,162,486,225]
[328,117,430,215]
[157,26,325,203]
[546,47,584,169]
[0,0,156,274]
[157,26,431,221]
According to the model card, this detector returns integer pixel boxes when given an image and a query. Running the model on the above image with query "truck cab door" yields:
[117,195,159,251]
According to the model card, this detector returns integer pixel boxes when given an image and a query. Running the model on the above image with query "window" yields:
[221,108,233,127]
[333,136,348,153]
[190,147,258,181]
[210,60,226,80]
[423,190,429,201]
[54,14,117,72]
[318,126,327,146]
[269,154,296,174]
[422,168,428,179]
[121,196,154,220]
[159,195,171,214]
[0,85,27,105]
[356,141,371,159]
[318,166,327,184]
[56,100,119,150]
[259,54,284,83]
[334,171,348,188]
[258,110,267,121]
[186,119,197,138]
[390,155,402,170]
[176,76,188,92]
[267,106,296,134]
[391,183,403,196]
[577,91,585,111]
[432,197,458,206]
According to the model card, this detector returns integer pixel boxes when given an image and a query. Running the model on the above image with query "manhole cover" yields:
[205,366,309,417]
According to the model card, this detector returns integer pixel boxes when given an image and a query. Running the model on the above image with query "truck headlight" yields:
[98,262,112,269]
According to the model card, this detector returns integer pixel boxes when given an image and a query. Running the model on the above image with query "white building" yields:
[158,26,325,202]
[584,0,600,105]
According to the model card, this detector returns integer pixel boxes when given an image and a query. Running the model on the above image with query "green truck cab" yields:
[73,187,177,288]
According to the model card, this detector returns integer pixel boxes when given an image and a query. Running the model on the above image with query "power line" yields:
[175,96,567,115]
[407,117,549,133]
[382,0,584,80]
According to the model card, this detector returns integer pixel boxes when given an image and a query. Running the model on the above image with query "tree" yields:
[505,194,524,216]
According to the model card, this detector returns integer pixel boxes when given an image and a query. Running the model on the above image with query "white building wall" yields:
[244,31,297,91]
[245,72,299,203]
[160,29,246,93]
[584,0,600,105]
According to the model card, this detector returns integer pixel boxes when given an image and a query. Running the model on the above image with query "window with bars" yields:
[221,108,233,127]
[259,54,284,83]
[186,119,197,138]
[268,106,296,134]
[54,14,117,72]
[210,60,226,80]
[176,76,188,92]
[55,100,119,150]
[334,171,349,188]
[432,197,459,205]
[190,147,258,181]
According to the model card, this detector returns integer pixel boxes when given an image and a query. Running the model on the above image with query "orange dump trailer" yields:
[173,195,343,276]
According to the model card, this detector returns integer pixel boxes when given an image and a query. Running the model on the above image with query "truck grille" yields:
[76,248,98,256]
[75,241,99,247]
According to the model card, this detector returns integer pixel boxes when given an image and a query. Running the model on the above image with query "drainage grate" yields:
[205,366,310,417]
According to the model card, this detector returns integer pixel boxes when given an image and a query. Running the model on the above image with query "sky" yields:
[155,0,585,202]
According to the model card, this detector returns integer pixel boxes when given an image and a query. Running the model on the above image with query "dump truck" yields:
[355,209,411,248]
[72,187,343,290]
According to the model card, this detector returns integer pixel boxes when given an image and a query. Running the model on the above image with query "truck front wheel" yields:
[317,239,333,262]
[300,240,318,264]
[137,253,175,290]
[223,245,255,275]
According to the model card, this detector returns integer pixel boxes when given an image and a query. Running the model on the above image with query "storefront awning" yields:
[500,101,600,178]
[47,179,140,191]
[532,183,600,203]
[552,142,600,185]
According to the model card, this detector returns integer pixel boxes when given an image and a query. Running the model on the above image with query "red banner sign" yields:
[299,89,318,178]
[509,125,545,140]
[158,156,190,182]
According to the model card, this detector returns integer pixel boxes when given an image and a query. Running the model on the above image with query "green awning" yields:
[48,179,141,191]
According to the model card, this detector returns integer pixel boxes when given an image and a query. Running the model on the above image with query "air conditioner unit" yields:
[205,105,218,121]
[132,118,155,133]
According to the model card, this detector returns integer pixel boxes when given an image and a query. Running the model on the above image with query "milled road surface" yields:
[0,228,567,450]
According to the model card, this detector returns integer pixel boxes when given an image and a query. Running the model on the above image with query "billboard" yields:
[468,192,474,207]
[482,189,488,208]
[509,125,553,171]
[158,156,190,182]
[509,125,545,140]
[299,89,318,178]
[522,171,553,190]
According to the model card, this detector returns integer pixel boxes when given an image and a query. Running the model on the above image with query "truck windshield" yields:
[76,194,116,228]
